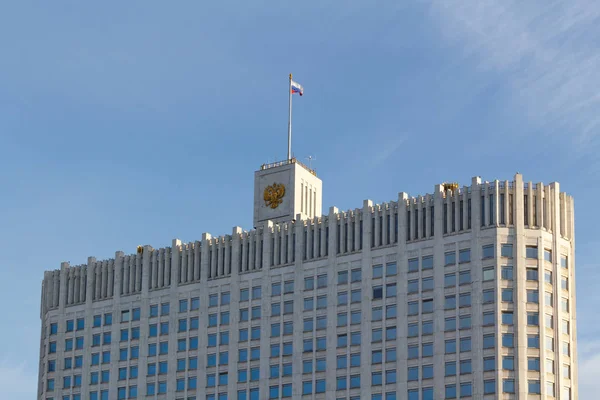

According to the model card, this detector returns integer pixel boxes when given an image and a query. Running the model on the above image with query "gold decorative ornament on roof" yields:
[443,182,459,193]
[137,246,143,254]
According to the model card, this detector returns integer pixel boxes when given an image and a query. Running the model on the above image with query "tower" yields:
[253,158,322,228]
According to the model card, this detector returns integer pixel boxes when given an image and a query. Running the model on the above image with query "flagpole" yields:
[287,73,292,161]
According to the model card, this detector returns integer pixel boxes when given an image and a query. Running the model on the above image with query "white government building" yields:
[38,159,578,400]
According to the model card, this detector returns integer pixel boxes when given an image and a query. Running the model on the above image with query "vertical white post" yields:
[288,73,293,161]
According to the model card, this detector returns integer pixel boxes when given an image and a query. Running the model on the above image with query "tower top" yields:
[253,158,322,228]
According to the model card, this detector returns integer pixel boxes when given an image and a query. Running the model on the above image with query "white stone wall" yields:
[38,174,577,400]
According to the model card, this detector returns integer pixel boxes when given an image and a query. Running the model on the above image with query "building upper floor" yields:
[40,173,574,316]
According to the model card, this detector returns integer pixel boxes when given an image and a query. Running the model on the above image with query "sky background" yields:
[1,0,599,398]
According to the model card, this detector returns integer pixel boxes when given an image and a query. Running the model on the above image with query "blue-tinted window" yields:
[130,365,138,378]
[149,305,158,317]
[302,381,312,395]
[189,357,197,369]
[159,341,168,354]
[250,367,259,381]
[239,348,248,362]
[119,348,127,361]
[65,339,73,351]
[238,369,247,382]
[484,380,496,394]
[251,327,260,340]
[350,375,360,388]
[178,319,188,332]
[149,324,157,337]
[101,370,109,383]
[179,299,188,313]
[148,363,156,376]
[159,322,169,335]
[146,383,155,395]
[161,303,170,315]
[64,357,72,369]
[372,371,382,385]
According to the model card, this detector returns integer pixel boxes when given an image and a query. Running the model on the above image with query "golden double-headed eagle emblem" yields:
[263,183,286,209]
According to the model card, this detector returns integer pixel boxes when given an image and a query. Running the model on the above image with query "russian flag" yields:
[291,80,304,96]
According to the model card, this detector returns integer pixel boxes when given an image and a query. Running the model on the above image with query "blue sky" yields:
[1,1,599,398]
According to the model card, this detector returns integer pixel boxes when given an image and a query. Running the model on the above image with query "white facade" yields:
[38,171,577,400]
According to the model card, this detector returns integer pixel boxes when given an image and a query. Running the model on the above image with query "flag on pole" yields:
[291,80,304,96]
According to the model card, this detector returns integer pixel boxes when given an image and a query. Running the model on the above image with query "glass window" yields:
[408,279,419,293]
[252,286,262,299]
[484,379,496,394]
[459,271,471,285]
[445,339,456,354]
[460,383,472,397]
[502,356,514,370]
[422,299,433,313]
[444,273,456,287]
[528,334,540,348]
[544,249,552,262]
[503,379,515,393]
[179,299,188,313]
[502,311,514,325]
[483,267,495,281]
[459,315,471,329]
[482,245,494,259]
[351,269,361,282]
[317,274,327,288]
[445,385,457,399]
[338,291,348,305]
[528,380,541,394]
[422,342,433,357]
[526,246,538,259]
[528,357,540,371]
[373,286,383,299]
[459,249,471,263]
[221,292,230,304]
[304,277,314,290]
[502,288,513,302]
[445,317,456,331]
[373,264,383,278]
[483,312,495,326]
[422,320,433,335]
[502,333,514,348]
[527,312,539,326]
[445,251,456,266]
[501,265,513,280]
[445,361,456,376]
[527,268,539,281]
[545,270,553,284]
[422,255,433,270]
[240,288,249,301]
[386,262,397,276]
[338,271,348,284]
[422,277,433,291]
[483,334,495,349]
[408,258,419,272]
[408,345,418,359]
[527,289,539,303]
[483,357,495,371]
[483,289,495,303]
[459,293,471,307]
[408,323,418,337]
[501,244,513,257]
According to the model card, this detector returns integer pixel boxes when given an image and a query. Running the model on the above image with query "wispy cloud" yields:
[427,0,600,156]
[578,340,600,398]
[370,134,408,168]
[0,360,37,400]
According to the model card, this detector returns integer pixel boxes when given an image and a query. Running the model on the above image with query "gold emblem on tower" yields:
[263,183,286,209]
